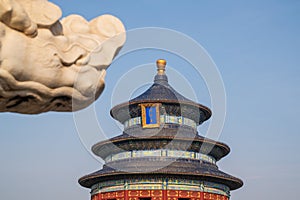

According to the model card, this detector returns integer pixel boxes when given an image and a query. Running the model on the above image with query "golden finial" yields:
[156,59,167,75]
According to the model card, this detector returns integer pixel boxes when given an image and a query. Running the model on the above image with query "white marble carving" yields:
[0,0,126,114]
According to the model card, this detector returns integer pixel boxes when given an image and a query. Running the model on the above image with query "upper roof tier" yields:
[110,59,212,126]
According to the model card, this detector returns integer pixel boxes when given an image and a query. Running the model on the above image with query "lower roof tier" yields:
[79,157,243,190]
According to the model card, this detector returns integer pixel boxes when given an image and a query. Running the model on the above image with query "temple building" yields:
[79,59,243,200]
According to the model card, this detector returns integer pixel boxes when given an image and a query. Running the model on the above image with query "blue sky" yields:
[1,1,300,200]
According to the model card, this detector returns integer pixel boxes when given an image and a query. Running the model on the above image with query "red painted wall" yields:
[91,190,229,200]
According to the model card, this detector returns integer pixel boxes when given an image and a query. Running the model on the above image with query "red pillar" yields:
[163,190,167,200]
[200,192,204,200]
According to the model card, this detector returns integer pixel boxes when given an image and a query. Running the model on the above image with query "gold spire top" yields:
[156,59,167,75]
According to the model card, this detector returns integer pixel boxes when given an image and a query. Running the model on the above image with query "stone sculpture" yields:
[0,0,126,114]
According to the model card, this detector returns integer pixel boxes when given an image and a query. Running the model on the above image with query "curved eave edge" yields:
[91,136,230,160]
[78,171,243,190]
[110,100,212,123]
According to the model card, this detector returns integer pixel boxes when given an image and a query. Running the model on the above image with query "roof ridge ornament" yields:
[154,59,168,84]
[156,59,167,75]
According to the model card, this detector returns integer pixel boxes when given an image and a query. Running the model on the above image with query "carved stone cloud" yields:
[0,0,126,114]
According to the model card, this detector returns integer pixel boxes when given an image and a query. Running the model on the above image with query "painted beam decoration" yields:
[141,103,161,128]
[124,115,197,129]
